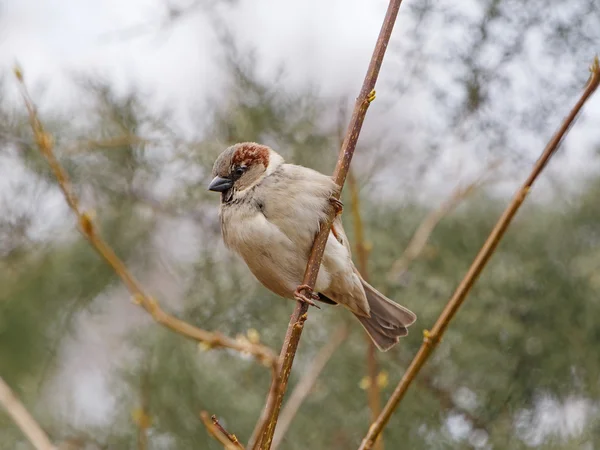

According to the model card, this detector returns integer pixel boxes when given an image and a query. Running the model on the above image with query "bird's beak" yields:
[208,176,233,192]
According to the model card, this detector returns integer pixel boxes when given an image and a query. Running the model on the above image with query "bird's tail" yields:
[354,279,416,352]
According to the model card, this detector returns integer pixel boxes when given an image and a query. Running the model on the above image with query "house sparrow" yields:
[208,142,416,351]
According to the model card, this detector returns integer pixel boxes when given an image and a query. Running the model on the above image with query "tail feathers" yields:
[362,279,416,327]
[355,279,417,352]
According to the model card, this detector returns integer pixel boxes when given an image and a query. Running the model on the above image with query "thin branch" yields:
[0,376,56,450]
[387,160,500,283]
[15,70,278,373]
[351,154,491,436]
[200,412,245,450]
[210,415,245,449]
[358,56,600,450]
[338,101,383,450]
[251,2,405,448]
[348,171,371,282]
[271,325,349,450]
[246,374,277,449]
[348,170,383,450]
[135,370,151,450]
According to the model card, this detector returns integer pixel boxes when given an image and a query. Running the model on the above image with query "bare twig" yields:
[0,376,56,450]
[251,2,406,449]
[15,70,278,372]
[247,363,284,449]
[211,415,244,449]
[350,156,491,436]
[358,56,600,450]
[271,325,349,450]
[387,160,500,283]
[200,412,245,450]
[338,101,383,449]
[348,172,371,282]
[348,170,383,450]
[134,370,151,450]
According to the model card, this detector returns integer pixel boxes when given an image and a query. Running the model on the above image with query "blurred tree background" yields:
[0,0,599,449]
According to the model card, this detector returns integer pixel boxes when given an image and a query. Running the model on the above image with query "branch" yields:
[351,155,491,436]
[133,370,151,450]
[251,2,406,448]
[358,56,600,450]
[0,376,56,450]
[347,170,383,450]
[200,412,245,450]
[338,100,383,449]
[386,160,500,283]
[271,325,349,450]
[15,69,278,372]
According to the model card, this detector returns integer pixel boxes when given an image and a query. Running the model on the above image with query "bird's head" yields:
[208,142,284,203]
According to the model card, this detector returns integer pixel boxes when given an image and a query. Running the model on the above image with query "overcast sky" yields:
[0,0,390,112]
[2,0,599,204]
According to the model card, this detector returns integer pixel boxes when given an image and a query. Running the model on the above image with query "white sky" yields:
[0,0,391,113]
[2,0,599,196]
[2,0,599,206]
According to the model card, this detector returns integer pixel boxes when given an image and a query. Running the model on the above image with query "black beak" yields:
[208,176,233,192]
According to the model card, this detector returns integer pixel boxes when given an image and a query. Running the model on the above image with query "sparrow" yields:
[208,142,416,351]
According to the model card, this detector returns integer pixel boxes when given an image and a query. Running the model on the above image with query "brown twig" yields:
[358,56,600,450]
[351,160,491,436]
[251,2,405,449]
[134,370,151,450]
[338,101,383,449]
[348,170,383,450]
[200,412,245,450]
[211,415,244,448]
[247,364,281,449]
[271,325,349,450]
[0,376,56,450]
[387,160,500,283]
[15,69,278,372]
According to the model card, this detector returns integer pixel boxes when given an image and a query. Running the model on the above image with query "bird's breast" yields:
[221,205,304,297]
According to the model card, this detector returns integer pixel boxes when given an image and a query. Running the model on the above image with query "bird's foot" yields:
[329,197,343,216]
[294,284,321,309]
[331,223,344,245]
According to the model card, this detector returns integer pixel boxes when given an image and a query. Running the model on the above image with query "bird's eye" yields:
[234,166,246,176]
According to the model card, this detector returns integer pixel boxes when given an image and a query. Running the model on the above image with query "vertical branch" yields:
[271,325,349,450]
[0,376,56,450]
[252,2,406,448]
[348,171,383,450]
[134,370,151,450]
[358,57,600,450]
[348,172,370,278]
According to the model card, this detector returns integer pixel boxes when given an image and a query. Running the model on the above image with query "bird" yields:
[207,142,416,351]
